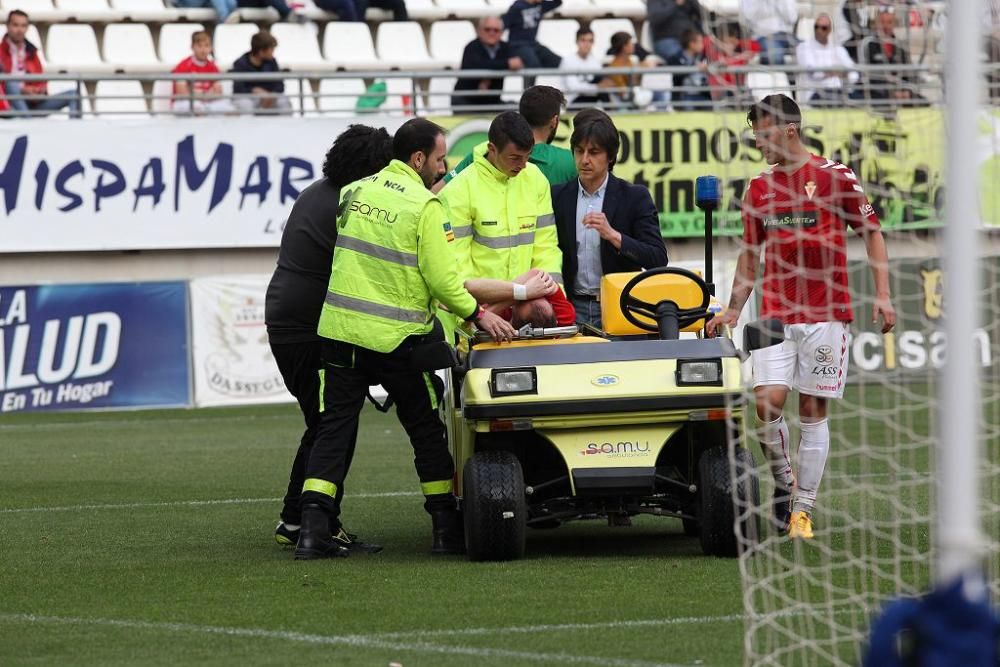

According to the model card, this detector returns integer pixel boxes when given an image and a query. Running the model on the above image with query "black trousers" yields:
[269,340,357,527]
[303,338,455,521]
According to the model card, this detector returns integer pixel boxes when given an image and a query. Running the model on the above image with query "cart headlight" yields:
[490,367,537,397]
[676,359,723,386]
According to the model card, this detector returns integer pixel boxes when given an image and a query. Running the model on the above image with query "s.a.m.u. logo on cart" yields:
[591,374,619,387]
[580,441,651,457]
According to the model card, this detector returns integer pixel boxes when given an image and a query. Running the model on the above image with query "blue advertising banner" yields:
[0,281,190,413]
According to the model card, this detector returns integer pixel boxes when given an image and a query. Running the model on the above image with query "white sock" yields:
[793,418,830,515]
[758,416,794,492]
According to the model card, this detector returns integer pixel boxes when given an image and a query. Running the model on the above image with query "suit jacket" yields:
[551,173,668,297]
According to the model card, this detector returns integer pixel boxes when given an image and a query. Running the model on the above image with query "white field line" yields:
[0,492,419,514]
[0,612,688,667]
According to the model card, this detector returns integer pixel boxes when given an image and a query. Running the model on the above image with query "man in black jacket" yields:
[863,8,922,105]
[452,16,524,109]
[264,125,393,553]
[648,0,703,62]
[551,114,668,328]
[232,31,291,115]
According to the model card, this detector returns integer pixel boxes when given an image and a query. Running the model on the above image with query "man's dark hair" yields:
[6,9,28,23]
[488,111,534,151]
[393,117,445,163]
[576,27,593,40]
[250,30,278,55]
[718,20,742,41]
[747,94,802,130]
[519,85,565,129]
[323,125,394,189]
[572,107,612,128]
[512,300,557,328]
[570,117,620,168]
[609,31,632,56]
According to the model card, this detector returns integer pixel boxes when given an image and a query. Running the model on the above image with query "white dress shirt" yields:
[574,173,609,295]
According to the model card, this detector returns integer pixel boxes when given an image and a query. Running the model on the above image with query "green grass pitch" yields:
[0,384,943,666]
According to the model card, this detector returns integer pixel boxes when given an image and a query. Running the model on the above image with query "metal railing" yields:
[0,62,989,118]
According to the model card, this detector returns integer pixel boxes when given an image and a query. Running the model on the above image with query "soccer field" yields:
[1,403,749,667]
[0,386,939,667]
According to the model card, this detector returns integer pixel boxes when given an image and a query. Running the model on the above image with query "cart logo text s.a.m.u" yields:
[580,441,651,456]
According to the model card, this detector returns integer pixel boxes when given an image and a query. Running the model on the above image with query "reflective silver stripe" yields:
[536,213,556,228]
[337,235,417,268]
[452,225,473,239]
[550,272,563,284]
[472,230,535,250]
[325,292,428,324]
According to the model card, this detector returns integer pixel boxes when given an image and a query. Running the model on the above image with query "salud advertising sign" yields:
[0,281,191,412]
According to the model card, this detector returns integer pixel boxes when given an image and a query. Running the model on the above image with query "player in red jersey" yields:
[707,94,896,539]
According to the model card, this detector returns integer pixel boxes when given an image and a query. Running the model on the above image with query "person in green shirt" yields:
[432,84,576,192]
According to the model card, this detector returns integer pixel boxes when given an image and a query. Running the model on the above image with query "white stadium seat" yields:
[536,18,581,60]
[434,0,488,20]
[591,0,645,18]
[428,20,475,68]
[55,0,124,20]
[427,75,456,115]
[375,21,442,69]
[551,0,600,19]
[212,23,258,69]
[103,24,160,72]
[46,24,114,73]
[317,77,365,116]
[700,0,740,15]
[150,79,173,113]
[404,0,445,21]
[110,0,170,21]
[94,79,150,117]
[384,76,420,115]
[501,73,523,104]
[590,18,636,54]
[158,23,205,64]
[747,71,793,99]
[323,21,379,69]
[268,23,327,70]
[46,79,91,118]
[283,77,317,116]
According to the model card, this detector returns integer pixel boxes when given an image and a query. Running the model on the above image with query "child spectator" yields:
[704,21,759,105]
[504,0,562,85]
[171,31,236,115]
[668,28,711,110]
[232,31,292,115]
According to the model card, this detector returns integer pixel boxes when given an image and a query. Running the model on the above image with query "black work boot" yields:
[294,504,350,561]
[430,509,466,555]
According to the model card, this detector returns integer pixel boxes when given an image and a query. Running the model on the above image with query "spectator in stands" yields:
[599,32,640,107]
[314,0,407,21]
[668,29,711,110]
[504,0,562,85]
[560,28,606,106]
[0,10,81,118]
[171,31,236,115]
[169,0,238,24]
[795,14,860,106]
[704,20,759,105]
[648,0,703,62]
[236,0,306,22]
[232,31,292,115]
[452,16,523,109]
[739,0,797,64]
[863,7,920,104]
[986,0,1000,101]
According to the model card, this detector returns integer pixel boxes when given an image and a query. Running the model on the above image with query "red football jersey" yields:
[171,56,220,97]
[742,154,880,325]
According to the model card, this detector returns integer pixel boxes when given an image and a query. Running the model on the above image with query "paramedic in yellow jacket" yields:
[440,111,564,310]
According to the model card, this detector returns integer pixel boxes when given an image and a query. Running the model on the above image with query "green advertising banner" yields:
[433,109,1000,238]
[846,256,1000,382]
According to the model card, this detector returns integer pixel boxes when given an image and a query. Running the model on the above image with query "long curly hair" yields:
[322,125,394,190]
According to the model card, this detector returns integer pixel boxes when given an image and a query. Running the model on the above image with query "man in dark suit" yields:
[862,8,922,105]
[551,114,668,329]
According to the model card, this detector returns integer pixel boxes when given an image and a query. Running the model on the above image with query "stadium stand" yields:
[268,23,329,70]
[316,75,365,116]
[536,18,581,60]
[374,20,442,69]
[94,78,150,116]
[211,22,257,66]
[428,19,475,67]
[158,22,205,63]
[46,23,116,72]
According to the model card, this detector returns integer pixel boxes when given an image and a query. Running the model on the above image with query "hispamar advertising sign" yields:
[0,281,190,412]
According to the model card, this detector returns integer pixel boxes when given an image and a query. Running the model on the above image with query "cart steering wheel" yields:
[619,267,711,336]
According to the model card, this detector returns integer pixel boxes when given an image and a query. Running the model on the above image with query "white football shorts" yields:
[751,321,852,399]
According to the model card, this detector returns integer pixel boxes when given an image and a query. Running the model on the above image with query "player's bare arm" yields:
[706,244,760,336]
[861,228,896,333]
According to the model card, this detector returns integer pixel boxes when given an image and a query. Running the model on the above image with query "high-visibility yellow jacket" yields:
[440,143,563,285]
[317,160,478,353]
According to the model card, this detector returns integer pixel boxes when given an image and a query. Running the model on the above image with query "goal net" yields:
[711,2,1000,665]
